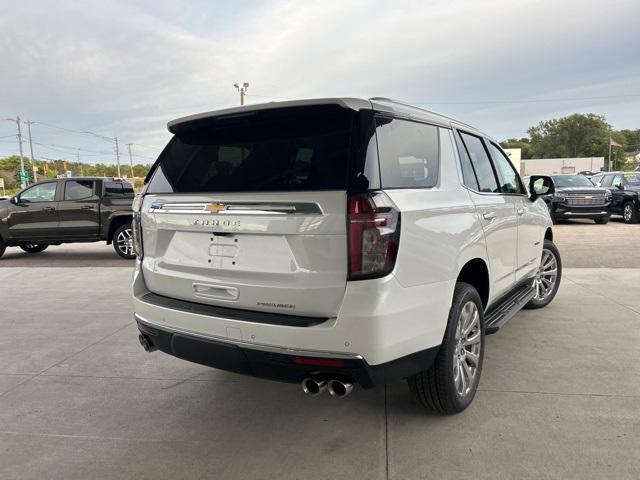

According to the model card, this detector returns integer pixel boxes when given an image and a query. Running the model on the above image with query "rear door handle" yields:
[43,206,56,212]
[517,207,528,216]
[482,211,496,222]
[81,205,94,210]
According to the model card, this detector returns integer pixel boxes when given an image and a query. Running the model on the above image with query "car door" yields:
[608,174,624,214]
[57,179,101,238]
[7,181,60,240]
[488,142,541,282]
[456,131,517,299]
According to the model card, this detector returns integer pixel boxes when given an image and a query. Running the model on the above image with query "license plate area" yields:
[162,231,296,274]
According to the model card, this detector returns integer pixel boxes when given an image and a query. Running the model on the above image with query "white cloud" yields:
[0,0,638,162]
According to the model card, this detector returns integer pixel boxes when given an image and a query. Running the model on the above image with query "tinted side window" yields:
[376,117,439,188]
[454,131,479,190]
[459,132,499,193]
[105,182,124,195]
[600,175,613,187]
[612,174,623,187]
[20,182,57,202]
[64,180,94,200]
[488,143,523,194]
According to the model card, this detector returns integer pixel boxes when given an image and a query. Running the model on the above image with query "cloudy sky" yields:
[1,0,639,165]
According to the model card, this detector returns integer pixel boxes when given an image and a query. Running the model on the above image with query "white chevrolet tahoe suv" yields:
[132,98,561,414]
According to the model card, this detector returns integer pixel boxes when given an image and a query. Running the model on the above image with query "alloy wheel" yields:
[624,204,633,222]
[533,248,558,301]
[116,228,134,256]
[453,301,481,397]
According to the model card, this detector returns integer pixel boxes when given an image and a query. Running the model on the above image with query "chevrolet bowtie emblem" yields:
[206,203,224,213]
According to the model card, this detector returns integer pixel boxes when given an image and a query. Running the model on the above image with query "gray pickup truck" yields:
[0,177,135,259]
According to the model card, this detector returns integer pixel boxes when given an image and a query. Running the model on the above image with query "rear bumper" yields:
[136,314,439,388]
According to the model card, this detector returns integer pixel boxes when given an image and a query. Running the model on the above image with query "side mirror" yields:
[10,196,18,205]
[615,183,624,190]
[529,175,554,199]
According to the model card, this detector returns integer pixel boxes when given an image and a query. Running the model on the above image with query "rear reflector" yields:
[292,357,346,368]
[347,192,400,280]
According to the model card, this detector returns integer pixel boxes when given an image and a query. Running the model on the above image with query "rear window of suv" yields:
[147,105,368,193]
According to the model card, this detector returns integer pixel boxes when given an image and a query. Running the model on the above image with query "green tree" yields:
[527,113,611,158]
[500,137,533,159]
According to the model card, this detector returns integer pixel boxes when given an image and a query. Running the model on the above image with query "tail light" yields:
[347,192,400,280]
[132,195,144,259]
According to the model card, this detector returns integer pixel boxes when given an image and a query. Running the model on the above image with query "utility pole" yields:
[5,116,27,188]
[25,120,37,182]
[126,143,135,178]
[77,150,84,176]
[608,135,613,172]
[114,136,122,178]
[234,82,250,105]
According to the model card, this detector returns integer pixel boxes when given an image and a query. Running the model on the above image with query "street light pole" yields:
[233,82,250,105]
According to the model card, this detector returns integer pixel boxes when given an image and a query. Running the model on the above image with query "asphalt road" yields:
[0,220,639,479]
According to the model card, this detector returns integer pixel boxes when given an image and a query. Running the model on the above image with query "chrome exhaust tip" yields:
[327,379,354,398]
[138,334,157,352]
[301,378,327,396]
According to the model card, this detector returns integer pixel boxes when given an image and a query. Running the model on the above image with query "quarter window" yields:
[64,180,94,200]
[376,117,439,188]
[489,143,524,194]
[454,131,479,190]
[459,132,499,193]
[19,182,57,202]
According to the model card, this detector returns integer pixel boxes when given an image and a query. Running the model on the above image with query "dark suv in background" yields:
[0,177,135,259]
[527,174,611,224]
[591,171,640,223]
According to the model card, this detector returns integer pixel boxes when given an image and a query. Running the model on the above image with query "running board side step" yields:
[484,282,535,335]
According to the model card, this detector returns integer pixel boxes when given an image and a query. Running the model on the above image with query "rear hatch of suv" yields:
[139,102,378,318]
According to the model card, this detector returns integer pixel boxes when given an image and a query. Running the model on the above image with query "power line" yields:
[33,121,115,142]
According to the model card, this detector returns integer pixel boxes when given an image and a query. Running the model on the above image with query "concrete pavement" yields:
[0,265,639,479]
[1,220,640,479]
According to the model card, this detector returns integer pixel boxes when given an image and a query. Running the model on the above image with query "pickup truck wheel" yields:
[19,243,49,253]
[408,283,484,414]
[524,239,562,309]
[113,224,136,259]
[623,202,638,224]
[0,238,6,259]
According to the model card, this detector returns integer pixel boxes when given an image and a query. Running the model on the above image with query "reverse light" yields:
[347,192,400,280]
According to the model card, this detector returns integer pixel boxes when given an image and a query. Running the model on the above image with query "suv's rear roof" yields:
[167,97,487,138]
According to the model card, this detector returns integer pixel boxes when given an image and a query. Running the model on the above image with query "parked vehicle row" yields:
[525,172,640,224]
[132,97,562,414]
[0,177,135,259]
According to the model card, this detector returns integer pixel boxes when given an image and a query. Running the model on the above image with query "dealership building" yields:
[504,148,604,175]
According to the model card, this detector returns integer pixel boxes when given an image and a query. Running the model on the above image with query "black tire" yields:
[594,216,610,224]
[623,202,639,224]
[408,283,485,414]
[524,239,562,310]
[19,243,48,253]
[113,223,135,259]
[0,237,6,259]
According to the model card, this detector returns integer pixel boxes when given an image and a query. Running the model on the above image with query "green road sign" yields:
[20,171,29,182]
